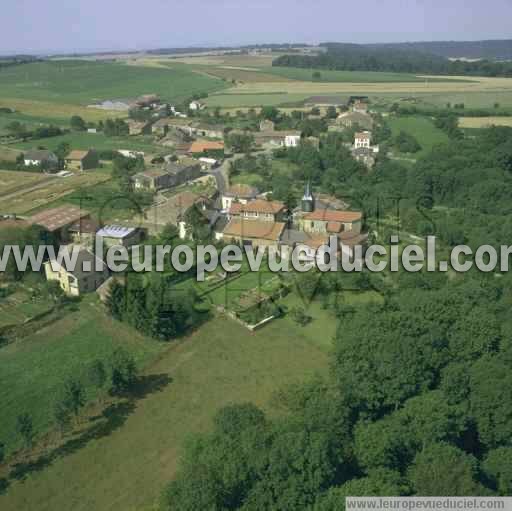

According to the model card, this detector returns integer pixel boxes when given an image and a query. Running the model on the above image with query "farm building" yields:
[228,199,287,223]
[336,111,373,130]
[68,218,99,246]
[65,149,100,171]
[296,208,362,235]
[29,205,90,242]
[219,218,286,248]
[133,158,202,191]
[23,150,58,170]
[187,140,225,155]
[96,225,142,248]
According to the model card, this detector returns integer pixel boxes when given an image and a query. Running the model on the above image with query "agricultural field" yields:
[0,170,48,195]
[11,131,161,154]
[0,170,111,215]
[387,115,450,157]
[458,116,512,128]
[0,307,329,511]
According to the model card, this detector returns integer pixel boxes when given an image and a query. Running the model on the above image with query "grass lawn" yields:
[387,115,449,158]
[0,60,226,106]
[0,310,329,511]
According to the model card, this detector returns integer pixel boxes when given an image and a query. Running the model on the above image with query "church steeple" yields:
[301,180,315,212]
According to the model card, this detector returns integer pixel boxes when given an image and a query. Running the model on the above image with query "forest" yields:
[273,44,512,77]
[161,127,512,509]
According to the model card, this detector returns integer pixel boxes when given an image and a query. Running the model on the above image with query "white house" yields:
[189,101,205,111]
[285,132,302,148]
[354,131,371,149]
[24,150,58,169]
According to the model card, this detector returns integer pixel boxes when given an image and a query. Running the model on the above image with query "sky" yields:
[2,0,512,55]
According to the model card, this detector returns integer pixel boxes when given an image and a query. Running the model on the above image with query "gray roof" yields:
[280,228,309,246]
[24,149,56,161]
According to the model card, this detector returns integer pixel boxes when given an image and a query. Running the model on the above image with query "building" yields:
[133,158,202,191]
[152,118,171,137]
[221,184,259,210]
[68,218,99,246]
[96,225,142,248]
[29,205,90,242]
[260,119,275,132]
[188,140,225,155]
[352,100,368,113]
[229,199,287,223]
[220,218,286,248]
[298,208,362,235]
[354,131,371,149]
[352,147,376,169]
[24,150,58,170]
[189,101,205,111]
[134,94,160,108]
[280,229,337,265]
[285,132,302,148]
[44,246,108,297]
[336,111,373,130]
[118,149,145,159]
[128,120,152,136]
[65,149,100,171]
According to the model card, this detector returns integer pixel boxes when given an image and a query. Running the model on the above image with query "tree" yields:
[326,106,337,119]
[16,413,34,449]
[0,441,4,465]
[106,280,126,321]
[225,132,254,154]
[290,306,312,326]
[87,360,107,393]
[407,442,483,495]
[483,447,512,495]
[213,403,266,438]
[261,106,280,122]
[70,115,86,131]
[394,130,421,153]
[312,71,322,80]
[53,398,72,435]
[110,348,138,394]
[62,376,86,419]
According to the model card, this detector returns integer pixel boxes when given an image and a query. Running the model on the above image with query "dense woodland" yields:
[161,127,512,509]
[273,44,512,77]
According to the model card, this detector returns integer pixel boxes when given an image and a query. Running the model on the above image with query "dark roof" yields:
[24,149,56,161]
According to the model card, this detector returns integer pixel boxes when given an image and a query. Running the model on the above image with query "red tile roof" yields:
[29,206,90,232]
[223,218,285,241]
[303,209,362,223]
[230,199,285,216]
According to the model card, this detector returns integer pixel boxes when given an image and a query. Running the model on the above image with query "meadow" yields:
[458,116,512,128]
[0,305,330,511]
[387,115,450,158]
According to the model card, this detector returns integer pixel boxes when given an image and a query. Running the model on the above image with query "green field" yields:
[0,305,330,511]
[387,115,450,157]
[0,60,227,106]
[265,67,472,83]
[0,300,164,454]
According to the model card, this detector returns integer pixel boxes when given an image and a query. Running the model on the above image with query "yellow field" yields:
[0,171,111,215]
[458,116,512,128]
[0,98,120,122]
[0,169,49,194]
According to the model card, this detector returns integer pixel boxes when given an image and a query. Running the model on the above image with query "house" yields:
[352,147,376,169]
[118,149,145,159]
[152,118,171,137]
[188,140,225,155]
[189,101,205,111]
[128,120,152,136]
[352,100,368,113]
[178,202,223,240]
[284,132,302,148]
[29,205,90,242]
[68,218,99,246]
[220,218,286,248]
[280,229,337,265]
[96,225,142,248]
[229,199,286,223]
[133,158,201,191]
[198,157,219,171]
[193,124,225,139]
[134,94,160,108]
[44,246,108,297]
[336,111,373,130]
[133,169,174,191]
[354,131,371,149]
[65,149,99,171]
[24,150,58,170]
[260,120,275,132]
[298,208,363,235]
[221,184,259,210]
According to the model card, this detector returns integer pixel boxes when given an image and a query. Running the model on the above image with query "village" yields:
[1,95,377,301]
